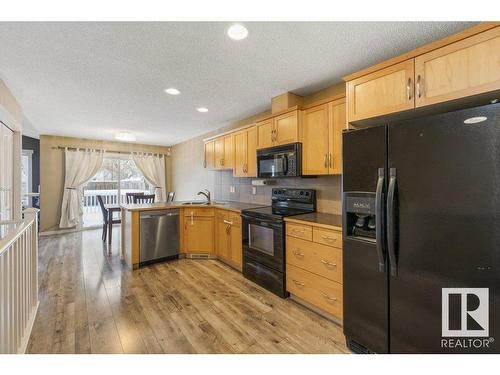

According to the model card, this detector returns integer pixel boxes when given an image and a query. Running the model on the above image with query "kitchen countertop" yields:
[285,212,343,231]
[121,200,268,213]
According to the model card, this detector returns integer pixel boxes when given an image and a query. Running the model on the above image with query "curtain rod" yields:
[50,146,171,156]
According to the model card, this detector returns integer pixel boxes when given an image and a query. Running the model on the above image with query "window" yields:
[81,155,152,227]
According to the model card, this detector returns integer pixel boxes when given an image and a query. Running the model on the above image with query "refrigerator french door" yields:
[342,103,500,354]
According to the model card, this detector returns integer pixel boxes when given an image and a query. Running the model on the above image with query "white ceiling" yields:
[0,22,476,146]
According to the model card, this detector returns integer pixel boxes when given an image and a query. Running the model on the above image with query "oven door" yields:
[257,152,288,178]
[241,214,284,271]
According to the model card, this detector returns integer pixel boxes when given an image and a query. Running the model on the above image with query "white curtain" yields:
[59,149,104,228]
[132,153,166,202]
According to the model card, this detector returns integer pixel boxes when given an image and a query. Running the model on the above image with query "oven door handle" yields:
[241,214,282,227]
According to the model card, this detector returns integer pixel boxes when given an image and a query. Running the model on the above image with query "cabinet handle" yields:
[223,220,233,225]
[320,291,337,303]
[324,154,328,168]
[328,154,332,168]
[416,75,422,98]
[220,158,224,166]
[407,77,412,100]
[190,212,194,225]
[292,250,305,257]
[292,279,305,287]
[321,235,336,242]
[320,259,337,268]
[292,228,305,233]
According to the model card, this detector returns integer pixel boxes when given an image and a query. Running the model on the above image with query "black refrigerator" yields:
[342,102,500,354]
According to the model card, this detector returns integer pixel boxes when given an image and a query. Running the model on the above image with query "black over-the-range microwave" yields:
[256,142,302,178]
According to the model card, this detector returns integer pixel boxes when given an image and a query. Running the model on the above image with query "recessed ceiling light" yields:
[464,116,487,124]
[227,24,248,40]
[197,107,208,113]
[115,131,136,142]
[164,88,180,95]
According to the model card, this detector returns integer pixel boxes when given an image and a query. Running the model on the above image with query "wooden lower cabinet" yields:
[285,219,343,321]
[215,209,242,270]
[287,263,343,320]
[183,209,215,254]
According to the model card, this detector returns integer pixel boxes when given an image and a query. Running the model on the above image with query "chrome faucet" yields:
[197,189,211,204]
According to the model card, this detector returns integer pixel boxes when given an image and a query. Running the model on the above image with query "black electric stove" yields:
[240,188,316,297]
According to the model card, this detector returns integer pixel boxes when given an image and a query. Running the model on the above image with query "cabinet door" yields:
[223,134,233,169]
[329,99,346,175]
[229,218,243,271]
[415,27,500,108]
[214,137,225,170]
[274,110,299,145]
[184,216,214,254]
[204,140,215,169]
[302,104,330,175]
[246,127,258,177]
[233,130,247,177]
[256,118,273,149]
[347,59,415,122]
[215,214,230,259]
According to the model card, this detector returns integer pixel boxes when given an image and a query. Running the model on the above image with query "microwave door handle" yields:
[283,155,288,175]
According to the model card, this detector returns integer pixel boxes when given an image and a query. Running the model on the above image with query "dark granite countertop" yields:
[285,212,343,230]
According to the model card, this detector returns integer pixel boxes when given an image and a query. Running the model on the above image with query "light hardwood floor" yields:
[27,228,349,354]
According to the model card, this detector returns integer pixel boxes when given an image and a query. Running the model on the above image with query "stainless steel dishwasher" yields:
[139,209,179,266]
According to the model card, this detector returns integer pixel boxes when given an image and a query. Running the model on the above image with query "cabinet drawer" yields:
[286,222,312,241]
[313,227,342,248]
[286,236,342,283]
[183,208,215,217]
[287,264,343,319]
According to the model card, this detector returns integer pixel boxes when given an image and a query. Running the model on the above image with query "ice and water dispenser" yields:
[344,192,377,241]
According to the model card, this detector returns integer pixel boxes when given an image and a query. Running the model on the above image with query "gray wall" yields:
[171,134,342,214]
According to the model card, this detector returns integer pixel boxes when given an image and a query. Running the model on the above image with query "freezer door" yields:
[388,103,500,353]
[342,125,389,353]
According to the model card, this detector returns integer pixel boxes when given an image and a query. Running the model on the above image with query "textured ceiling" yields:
[0,22,477,145]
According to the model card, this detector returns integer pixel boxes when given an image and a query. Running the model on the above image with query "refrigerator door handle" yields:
[387,168,398,276]
[375,168,385,273]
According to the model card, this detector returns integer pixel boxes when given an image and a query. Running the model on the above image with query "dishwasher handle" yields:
[140,211,180,219]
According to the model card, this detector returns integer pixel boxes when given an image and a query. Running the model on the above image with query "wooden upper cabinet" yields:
[246,126,258,177]
[204,140,215,169]
[347,59,415,122]
[302,104,330,175]
[301,98,346,176]
[223,134,233,169]
[329,99,346,175]
[415,27,500,108]
[256,118,273,149]
[233,130,247,177]
[214,137,225,169]
[274,110,300,146]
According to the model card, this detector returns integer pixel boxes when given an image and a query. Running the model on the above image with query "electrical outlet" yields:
[230,186,235,193]
[252,187,257,195]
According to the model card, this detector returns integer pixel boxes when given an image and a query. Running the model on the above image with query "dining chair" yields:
[134,194,155,204]
[97,195,109,242]
[126,192,144,204]
[167,191,175,202]
[97,195,121,245]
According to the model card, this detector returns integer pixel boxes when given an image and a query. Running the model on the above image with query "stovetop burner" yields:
[241,188,316,221]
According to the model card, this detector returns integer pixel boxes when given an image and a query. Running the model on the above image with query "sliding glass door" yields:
[82,155,152,227]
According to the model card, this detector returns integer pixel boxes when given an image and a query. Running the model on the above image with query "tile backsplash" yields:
[213,171,342,214]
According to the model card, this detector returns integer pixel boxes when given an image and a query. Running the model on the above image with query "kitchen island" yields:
[121,201,266,269]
